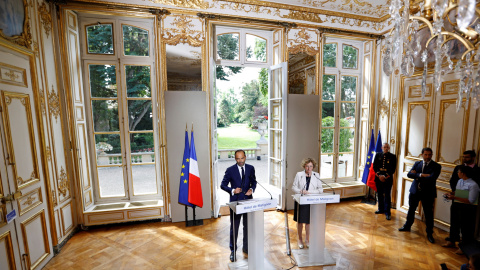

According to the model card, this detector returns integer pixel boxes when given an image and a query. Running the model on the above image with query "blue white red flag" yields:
[178,130,194,206]
[188,131,203,207]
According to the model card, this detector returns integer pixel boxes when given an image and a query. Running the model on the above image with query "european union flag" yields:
[178,130,193,206]
[361,129,375,185]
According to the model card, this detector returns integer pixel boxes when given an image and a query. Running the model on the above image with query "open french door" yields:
[211,55,221,218]
[268,62,288,209]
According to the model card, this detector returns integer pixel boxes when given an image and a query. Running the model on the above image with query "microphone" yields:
[300,180,307,196]
[313,173,335,195]
[253,176,273,200]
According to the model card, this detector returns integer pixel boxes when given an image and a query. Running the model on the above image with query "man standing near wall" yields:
[373,143,397,220]
[399,147,441,244]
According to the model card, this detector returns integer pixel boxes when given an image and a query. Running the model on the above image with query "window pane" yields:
[322,75,336,100]
[128,100,153,131]
[341,76,357,101]
[320,154,333,179]
[217,33,239,60]
[89,65,117,97]
[323,43,336,67]
[342,45,358,69]
[132,164,157,195]
[339,128,355,152]
[340,103,356,127]
[92,100,119,132]
[246,34,267,62]
[86,24,114,54]
[322,103,335,127]
[98,167,125,197]
[338,153,354,178]
[125,65,151,97]
[95,134,122,159]
[130,132,154,154]
[123,25,149,56]
[321,129,334,153]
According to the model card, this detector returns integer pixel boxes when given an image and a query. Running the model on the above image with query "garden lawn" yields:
[217,123,261,149]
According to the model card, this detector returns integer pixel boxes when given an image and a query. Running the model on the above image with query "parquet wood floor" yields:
[44,199,467,269]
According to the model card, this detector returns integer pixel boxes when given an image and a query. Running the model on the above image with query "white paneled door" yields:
[0,47,53,269]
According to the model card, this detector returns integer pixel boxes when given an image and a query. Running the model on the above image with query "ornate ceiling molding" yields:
[147,0,211,9]
[217,0,390,22]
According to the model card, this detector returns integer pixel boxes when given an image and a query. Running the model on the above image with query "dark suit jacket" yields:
[373,152,397,181]
[220,164,257,202]
[449,164,480,191]
[407,160,441,198]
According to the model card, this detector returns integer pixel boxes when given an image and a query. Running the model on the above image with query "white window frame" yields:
[321,37,363,183]
[79,15,162,204]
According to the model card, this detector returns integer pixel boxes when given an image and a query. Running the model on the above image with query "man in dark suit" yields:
[399,147,441,243]
[373,143,397,220]
[220,149,257,262]
[449,150,480,191]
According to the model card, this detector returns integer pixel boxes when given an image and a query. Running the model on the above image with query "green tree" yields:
[323,43,336,67]
[321,117,354,153]
[216,34,243,80]
[237,80,262,126]
[218,98,232,127]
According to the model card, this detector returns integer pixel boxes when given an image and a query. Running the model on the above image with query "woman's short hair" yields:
[301,158,317,169]
[458,165,474,179]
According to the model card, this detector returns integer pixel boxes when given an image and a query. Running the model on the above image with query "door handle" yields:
[0,191,22,204]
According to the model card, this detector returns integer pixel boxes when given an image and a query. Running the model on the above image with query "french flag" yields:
[188,130,203,207]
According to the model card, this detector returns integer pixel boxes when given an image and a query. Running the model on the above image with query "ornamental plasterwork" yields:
[213,0,281,16]
[38,1,52,38]
[51,189,57,206]
[300,0,389,18]
[39,90,46,115]
[392,99,398,117]
[48,86,60,121]
[162,15,204,47]
[287,28,319,56]
[378,97,389,119]
[46,146,51,161]
[22,195,35,206]
[57,167,69,197]
[146,0,211,9]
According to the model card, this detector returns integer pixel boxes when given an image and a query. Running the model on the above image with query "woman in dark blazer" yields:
[291,158,323,249]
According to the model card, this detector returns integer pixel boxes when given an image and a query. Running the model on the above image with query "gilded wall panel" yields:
[0,231,15,269]
[1,92,40,190]
[441,80,459,96]
[408,84,432,98]
[20,210,50,270]
[0,63,28,88]
[401,177,421,215]
[60,202,74,235]
[434,186,452,228]
[435,99,469,168]
[287,27,319,55]
[17,188,43,216]
[404,101,430,160]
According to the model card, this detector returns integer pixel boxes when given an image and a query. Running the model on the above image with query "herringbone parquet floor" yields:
[44,199,467,269]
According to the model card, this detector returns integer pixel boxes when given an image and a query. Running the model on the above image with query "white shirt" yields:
[456,178,480,204]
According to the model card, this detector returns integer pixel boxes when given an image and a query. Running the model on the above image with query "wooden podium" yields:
[227,198,280,270]
[292,193,340,267]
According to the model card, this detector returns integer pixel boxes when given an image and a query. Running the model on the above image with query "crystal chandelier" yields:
[383,0,479,111]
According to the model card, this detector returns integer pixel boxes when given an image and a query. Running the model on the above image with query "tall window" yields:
[80,17,160,203]
[321,39,362,182]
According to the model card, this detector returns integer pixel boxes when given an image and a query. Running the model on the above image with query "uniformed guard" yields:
[373,143,397,220]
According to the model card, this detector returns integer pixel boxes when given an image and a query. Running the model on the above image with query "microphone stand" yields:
[313,173,335,195]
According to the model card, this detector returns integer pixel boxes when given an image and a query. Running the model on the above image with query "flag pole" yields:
[185,205,188,227]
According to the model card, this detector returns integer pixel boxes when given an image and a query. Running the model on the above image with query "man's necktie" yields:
[241,167,245,183]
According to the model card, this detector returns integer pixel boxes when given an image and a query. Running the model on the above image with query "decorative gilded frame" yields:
[408,84,432,98]
[1,91,40,190]
[17,187,43,216]
[0,231,15,269]
[20,210,50,270]
[401,177,422,215]
[435,98,470,168]
[404,101,430,161]
[0,0,32,49]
